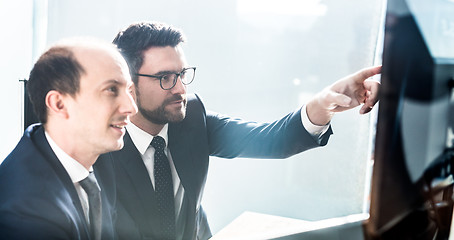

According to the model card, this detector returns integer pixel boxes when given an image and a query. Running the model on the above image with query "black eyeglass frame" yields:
[134,67,196,90]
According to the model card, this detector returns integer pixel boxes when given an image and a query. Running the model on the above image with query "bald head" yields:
[27,38,130,124]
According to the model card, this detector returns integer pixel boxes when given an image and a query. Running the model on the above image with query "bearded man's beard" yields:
[136,93,187,125]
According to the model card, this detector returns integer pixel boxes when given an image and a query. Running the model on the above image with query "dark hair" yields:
[112,21,186,83]
[27,46,85,124]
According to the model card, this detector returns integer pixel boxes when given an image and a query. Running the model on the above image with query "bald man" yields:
[0,38,137,240]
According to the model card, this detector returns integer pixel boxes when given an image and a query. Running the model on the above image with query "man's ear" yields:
[45,90,69,119]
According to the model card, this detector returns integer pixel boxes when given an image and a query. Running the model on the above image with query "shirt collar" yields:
[44,131,92,183]
[126,122,169,155]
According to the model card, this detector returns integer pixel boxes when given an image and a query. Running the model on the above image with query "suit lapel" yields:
[114,131,157,212]
[93,153,116,239]
[30,125,90,237]
[168,110,208,205]
[168,121,196,200]
[168,122,199,238]
[167,95,211,239]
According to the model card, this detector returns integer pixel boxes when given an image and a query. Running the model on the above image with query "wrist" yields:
[306,98,334,126]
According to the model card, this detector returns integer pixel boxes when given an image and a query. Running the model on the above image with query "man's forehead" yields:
[74,44,127,69]
[73,46,131,85]
[142,45,187,69]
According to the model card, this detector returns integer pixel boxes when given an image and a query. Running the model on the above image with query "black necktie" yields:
[79,172,102,240]
[151,136,176,240]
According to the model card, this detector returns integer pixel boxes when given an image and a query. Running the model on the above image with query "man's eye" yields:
[107,86,118,94]
[161,75,174,83]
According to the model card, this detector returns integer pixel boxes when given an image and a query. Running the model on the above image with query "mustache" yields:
[112,116,130,124]
[163,94,186,105]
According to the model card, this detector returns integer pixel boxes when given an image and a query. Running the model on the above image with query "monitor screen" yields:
[365,0,454,239]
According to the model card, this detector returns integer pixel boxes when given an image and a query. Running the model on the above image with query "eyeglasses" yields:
[134,67,196,90]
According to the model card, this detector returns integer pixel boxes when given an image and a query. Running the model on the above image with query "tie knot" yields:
[79,172,101,195]
[151,136,166,151]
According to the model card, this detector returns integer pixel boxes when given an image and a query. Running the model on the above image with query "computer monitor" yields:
[365,0,454,239]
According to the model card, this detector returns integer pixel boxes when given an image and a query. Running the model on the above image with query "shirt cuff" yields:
[301,105,330,137]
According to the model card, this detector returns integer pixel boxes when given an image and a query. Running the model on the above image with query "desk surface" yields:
[210,211,368,240]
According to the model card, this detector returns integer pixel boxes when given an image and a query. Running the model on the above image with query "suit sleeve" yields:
[194,94,332,159]
[0,203,73,240]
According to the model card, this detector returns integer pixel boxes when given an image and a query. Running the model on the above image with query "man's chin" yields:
[111,139,125,151]
[167,111,186,123]
[165,105,186,122]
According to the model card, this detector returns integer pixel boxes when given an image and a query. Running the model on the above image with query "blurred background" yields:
[0,0,384,234]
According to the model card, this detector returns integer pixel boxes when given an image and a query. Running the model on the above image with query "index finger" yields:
[353,65,382,83]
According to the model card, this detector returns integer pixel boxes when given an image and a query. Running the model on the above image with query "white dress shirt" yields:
[126,123,185,220]
[45,131,92,223]
[301,104,331,137]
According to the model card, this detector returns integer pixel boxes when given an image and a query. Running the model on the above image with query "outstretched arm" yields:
[305,66,381,126]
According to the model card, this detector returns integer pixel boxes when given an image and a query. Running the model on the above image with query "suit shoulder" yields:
[187,93,204,107]
[0,131,70,201]
[186,93,207,117]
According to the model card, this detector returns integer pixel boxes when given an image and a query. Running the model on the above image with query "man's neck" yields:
[44,124,97,170]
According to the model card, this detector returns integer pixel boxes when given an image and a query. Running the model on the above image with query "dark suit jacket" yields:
[104,93,332,240]
[0,124,117,240]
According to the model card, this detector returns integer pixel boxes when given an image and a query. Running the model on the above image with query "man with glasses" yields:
[105,21,381,240]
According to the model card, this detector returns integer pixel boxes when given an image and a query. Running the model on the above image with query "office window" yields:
[195,0,384,232]
[0,0,34,161]
[6,0,384,233]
